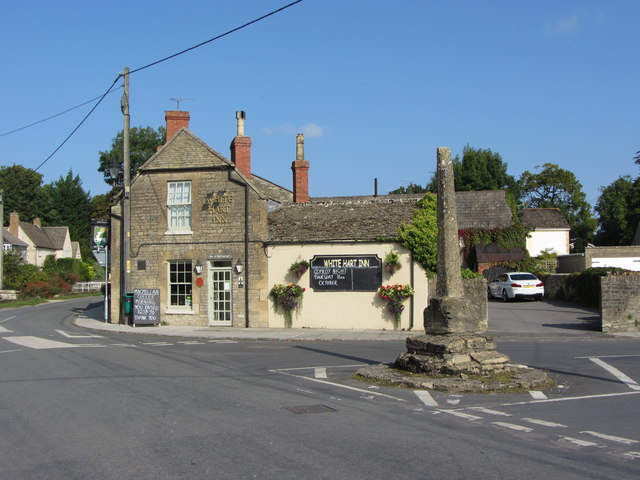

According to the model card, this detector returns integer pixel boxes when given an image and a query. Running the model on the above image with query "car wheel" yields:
[487,287,492,300]
[501,289,509,302]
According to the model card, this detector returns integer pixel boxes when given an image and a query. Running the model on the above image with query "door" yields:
[209,267,233,326]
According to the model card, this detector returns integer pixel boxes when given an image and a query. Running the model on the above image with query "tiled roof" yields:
[521,208,570,229]
[20,222,56,249]
[475,244,524,263]
[268,191,514,243]
[43,227,68,249]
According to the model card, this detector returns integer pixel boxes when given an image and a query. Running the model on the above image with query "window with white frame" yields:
[169,260,193,308]
[167,181,192,231]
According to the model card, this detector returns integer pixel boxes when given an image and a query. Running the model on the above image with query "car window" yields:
[510,274,537,281]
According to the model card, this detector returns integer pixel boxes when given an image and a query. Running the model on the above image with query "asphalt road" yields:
[0,297,638,479]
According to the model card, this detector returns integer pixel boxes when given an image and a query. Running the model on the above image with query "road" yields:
[0,297,638,479]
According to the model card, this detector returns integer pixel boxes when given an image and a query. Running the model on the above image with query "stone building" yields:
[110,110,515,329]
[7,213,78,266]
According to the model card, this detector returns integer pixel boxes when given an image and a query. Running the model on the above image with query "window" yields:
[169,260,192,308]
[167,181,192,231]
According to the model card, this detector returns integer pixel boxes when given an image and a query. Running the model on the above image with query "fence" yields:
[72,282,105,293]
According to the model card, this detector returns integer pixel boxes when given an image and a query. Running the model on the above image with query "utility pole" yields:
[0,190,3,291]
[121,67,131,324]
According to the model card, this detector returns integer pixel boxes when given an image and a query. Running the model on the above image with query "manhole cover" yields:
[283,404,338,415]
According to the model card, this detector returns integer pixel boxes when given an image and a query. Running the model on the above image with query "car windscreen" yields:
[510,274,537,281]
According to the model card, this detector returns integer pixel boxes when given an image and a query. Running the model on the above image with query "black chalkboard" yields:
[133,288,161,325]
[310,255,382,292]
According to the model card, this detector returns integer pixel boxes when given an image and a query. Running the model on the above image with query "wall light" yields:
[234,258,243,274]
[194,260,203,275]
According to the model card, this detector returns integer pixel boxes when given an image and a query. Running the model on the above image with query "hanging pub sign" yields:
[91,221,109,249]
[310,255,382,292]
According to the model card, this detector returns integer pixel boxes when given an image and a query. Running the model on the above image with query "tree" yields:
[594,176,638,245]
[396,193,438,274]
[388,182,428,194]
[90,193,111,222]
[43,170,93,257]
[0,165,51,225]
[518,163,597,252]
[98,126,165,186]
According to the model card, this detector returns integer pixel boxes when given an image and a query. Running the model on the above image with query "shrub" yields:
[564,267,626,308]
[23,281,52,298]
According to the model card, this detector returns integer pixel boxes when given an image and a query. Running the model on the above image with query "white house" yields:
[522,208,570,256]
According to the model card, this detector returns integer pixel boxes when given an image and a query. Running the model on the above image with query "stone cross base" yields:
[395,333,512,376]
[424,296,486,334]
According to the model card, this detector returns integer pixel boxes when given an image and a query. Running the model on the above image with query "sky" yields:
[1,0,638,209]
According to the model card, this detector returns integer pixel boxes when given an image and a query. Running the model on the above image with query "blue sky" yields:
[1,0,638,208]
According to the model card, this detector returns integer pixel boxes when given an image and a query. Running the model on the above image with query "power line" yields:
[0,86,123,138]
[32,0,305,172]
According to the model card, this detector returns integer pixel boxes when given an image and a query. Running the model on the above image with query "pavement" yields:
[73,304,413,341]
[74,302,640,341]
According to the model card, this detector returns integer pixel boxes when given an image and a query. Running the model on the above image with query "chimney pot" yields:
[230,111,251,180]
[292,134,310,203]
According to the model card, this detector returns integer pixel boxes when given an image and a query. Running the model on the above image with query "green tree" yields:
[396,193,438,274]
[90,193,111,222]
[44,170,92,243]
[518,163,597,252]
[594,176,639,245]
[0,165,51,225]
[98,126,166,186]
[388,182,428,194]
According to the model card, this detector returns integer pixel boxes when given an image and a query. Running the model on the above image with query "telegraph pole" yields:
[121,67,131,323]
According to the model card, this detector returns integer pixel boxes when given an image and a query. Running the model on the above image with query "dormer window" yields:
[167,181,192,232]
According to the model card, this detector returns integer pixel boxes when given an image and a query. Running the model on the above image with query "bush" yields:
[23,281,52,298]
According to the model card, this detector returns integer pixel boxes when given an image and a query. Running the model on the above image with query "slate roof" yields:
[475,244,525,263]
[2,228,29,247]
[19,222,57,249]
[43,227,69,249]
[521,208,570,229]
[268,190,514,243]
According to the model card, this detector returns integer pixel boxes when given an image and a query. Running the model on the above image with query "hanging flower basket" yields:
[384,251,401,275]
[289,259,310,278]
[377,284,414,329]
[270,283,305,328]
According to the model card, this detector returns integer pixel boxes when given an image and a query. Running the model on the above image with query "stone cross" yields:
[436,147,463,298]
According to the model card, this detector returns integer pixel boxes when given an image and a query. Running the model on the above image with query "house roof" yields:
[19,222,57,249]
[267,190,514,243]
[521,208,570,229]
[2,228,28,247]
[43,226,69,250]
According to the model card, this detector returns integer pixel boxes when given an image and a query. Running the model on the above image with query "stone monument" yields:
[395,147,512,376]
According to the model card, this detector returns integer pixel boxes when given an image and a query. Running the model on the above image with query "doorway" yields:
[209,263,233,326]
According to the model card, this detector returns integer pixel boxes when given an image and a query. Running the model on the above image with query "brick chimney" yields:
[292,134,309,203]
[230,111,251,181]
[9,212,19,236]
[32,218,41,228]
[165,110,190,142]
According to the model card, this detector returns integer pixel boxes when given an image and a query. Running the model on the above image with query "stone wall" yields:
[600,274,640,333]
[542,273,571,298]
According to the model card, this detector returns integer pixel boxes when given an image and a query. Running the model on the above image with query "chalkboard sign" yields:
[133,288,161,325]
[310,255,382,292]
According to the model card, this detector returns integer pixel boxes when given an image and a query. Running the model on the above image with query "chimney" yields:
[9,212,19,236]
[230,111,251,181]
[291,134,310,203]
[33,218,41,228]
[165,110,190,142]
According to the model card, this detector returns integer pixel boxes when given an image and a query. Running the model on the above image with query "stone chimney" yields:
[292,134,310,203]
[230,111,251,181]
[165,110,190,142]
[9,212,19,236]
[32,218,41,228]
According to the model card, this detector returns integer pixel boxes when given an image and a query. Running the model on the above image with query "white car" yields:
[488,272,544,302]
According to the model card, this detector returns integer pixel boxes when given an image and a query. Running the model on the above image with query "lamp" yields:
[194,260,203,275]
[234,258,243,274]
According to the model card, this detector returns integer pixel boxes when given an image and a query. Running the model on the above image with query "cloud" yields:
[546,13,580,34]
[261,123,324,138]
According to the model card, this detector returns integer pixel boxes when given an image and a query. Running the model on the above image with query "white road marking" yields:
[4,336,78,349]
[501,390,640,407]
[141,342,173,346]
[623,451,640,459]
[110,343,137,347]
[270,369,407,402]
[447,398,461,405]
[0,349,23,354]
[529,390,547,399]
[415,390,438,407]
[56,329,103,339]
[580,431,638,445]
[469,407,511,416]
[0,325,13,333]
[177,341,205,345]
[589,357,640,391]
[492,422,534,432]
[274,364,364,372]
[314,368,327,379]
[207,340,239,344]
[522,418,567,428]
[0,316,16,324]
[438,410,482,421]
[558,436,600,447]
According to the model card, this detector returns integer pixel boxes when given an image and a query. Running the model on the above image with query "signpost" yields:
[310,255,382,292]
[91,221,109,322]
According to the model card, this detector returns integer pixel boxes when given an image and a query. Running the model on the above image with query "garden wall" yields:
[600,274,640,333]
